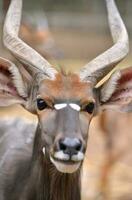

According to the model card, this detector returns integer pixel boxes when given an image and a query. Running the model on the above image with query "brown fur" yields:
[39,73,94,106]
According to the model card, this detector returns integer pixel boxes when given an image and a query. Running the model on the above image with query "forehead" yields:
[39,73,94,102]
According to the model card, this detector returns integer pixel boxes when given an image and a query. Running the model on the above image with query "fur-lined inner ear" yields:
[100,70,121,102]
[99,67,132,113]
[9,64,28,98]
[110,68,132,102]
[0,59,27,98]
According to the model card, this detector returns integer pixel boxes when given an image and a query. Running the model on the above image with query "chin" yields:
[50,156,81,174]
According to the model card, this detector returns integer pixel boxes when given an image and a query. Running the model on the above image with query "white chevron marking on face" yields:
[54,103,67,110]
[69,103,81,111]
[54,103,81,111]
[54,103,81,112]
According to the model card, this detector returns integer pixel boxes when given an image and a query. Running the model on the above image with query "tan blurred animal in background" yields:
[2,0,63,59]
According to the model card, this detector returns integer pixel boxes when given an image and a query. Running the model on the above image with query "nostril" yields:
[59,141,67,151]
[75,142,82,151]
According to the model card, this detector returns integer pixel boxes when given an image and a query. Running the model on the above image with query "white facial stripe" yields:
[54,103,67,110]
[69,103,81,111]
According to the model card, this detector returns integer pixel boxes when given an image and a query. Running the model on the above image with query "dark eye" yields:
[37,98,48,110]
[84,102,95,114]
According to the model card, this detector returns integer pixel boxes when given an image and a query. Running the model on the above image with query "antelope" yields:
[0,0,132,200]
[20,15,63,59]
[3,0,62,59]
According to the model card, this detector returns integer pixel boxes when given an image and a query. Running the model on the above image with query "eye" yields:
[37,98,48,111]
[83,102,95,114]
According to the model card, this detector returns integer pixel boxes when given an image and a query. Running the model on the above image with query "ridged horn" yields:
[79,0,129,85]
[3,0,57,79]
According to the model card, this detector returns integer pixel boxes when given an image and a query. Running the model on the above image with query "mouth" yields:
[50,156,81,173]
[48,150,84,173]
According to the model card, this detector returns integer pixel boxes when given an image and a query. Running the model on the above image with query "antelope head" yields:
[0,0,132,173]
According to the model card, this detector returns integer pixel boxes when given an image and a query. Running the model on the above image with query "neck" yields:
[26,125,81,200]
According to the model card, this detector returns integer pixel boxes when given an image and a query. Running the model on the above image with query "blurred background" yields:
[0,0,132,200]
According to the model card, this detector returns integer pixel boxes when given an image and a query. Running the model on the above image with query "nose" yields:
[58,138,83,157]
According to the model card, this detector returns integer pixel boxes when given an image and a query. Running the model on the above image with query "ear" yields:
[98,67,132,112]
[0,58,28,107]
